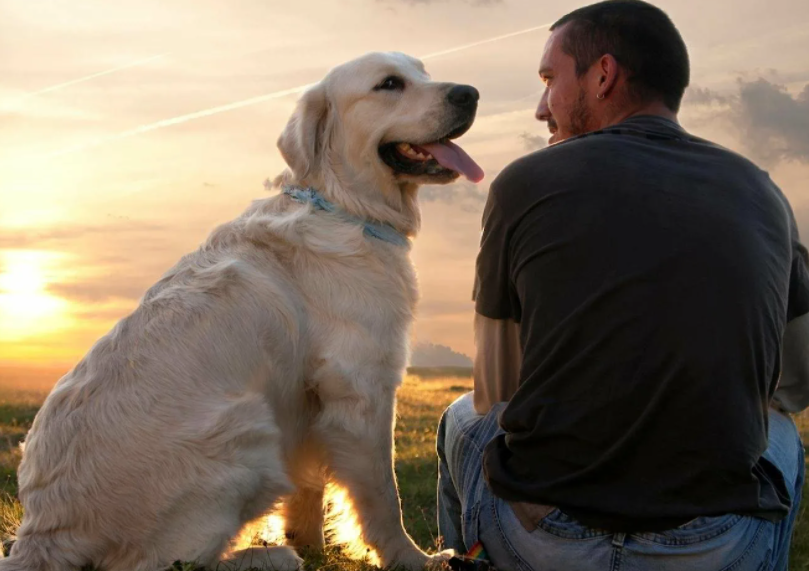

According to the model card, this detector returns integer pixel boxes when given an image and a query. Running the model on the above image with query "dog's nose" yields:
[447,85,479,108]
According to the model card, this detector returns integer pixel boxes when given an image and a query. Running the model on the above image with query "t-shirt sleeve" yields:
[787,215,809,323]
[473,178,522,322]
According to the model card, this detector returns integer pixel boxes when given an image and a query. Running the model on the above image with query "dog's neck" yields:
[273,168,422,239]
[279,184,411,248]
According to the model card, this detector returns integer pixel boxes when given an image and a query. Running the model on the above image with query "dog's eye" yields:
[375,76,405,92]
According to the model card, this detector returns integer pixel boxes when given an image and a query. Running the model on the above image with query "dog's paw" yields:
[390,549,455,571]
[425,550,456,570]
[220,545,303,571]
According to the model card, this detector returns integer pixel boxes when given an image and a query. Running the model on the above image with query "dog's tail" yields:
[0,535,83,571]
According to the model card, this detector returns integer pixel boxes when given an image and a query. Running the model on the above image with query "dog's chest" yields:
[300,247,417,333]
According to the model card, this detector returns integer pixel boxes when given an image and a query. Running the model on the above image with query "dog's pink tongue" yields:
[419,141,484,183]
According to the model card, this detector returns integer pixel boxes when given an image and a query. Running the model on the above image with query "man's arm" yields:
[472,313,522,415]
[471,169,524,415]
[770,182,809,413]
[774,312,809,413]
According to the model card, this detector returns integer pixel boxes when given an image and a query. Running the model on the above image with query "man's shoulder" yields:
[490,136,613,200]
[684,133,770,174]
[493,126,770,194]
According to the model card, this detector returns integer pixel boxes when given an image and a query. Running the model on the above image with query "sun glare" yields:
[234,483,380,566]
[0,250,71,343]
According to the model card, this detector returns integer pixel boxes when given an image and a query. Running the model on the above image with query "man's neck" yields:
[600,100,679,130]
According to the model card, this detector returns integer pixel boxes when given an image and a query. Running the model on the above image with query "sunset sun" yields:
[0,250,70,343]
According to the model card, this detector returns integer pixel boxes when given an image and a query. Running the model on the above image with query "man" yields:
[436,1,809,570]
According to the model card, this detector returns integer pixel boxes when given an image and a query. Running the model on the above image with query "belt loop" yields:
[612,532,626,548]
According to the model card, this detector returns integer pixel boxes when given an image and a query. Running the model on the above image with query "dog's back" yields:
[4,203,308,570]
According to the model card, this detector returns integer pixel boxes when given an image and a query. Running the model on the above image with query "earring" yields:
[596,93,605,100]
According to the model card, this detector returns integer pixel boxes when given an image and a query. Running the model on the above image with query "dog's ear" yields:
[277,84,329,181]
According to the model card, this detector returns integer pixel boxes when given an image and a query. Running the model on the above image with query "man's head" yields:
[537,0,689,144]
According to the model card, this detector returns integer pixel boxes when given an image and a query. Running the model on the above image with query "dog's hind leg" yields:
[0,533,86,571]
[151,394,295,570]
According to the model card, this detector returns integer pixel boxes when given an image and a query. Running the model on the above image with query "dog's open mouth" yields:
[379,124,484,183]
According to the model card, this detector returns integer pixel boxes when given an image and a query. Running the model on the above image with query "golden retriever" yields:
[1,52,482,571]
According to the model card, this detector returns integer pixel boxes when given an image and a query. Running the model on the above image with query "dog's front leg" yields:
[314,382,445,570]
[284,439,328,550]
[283,486,326,550]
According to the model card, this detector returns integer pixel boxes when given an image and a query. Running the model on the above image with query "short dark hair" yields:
[550,0,690,112]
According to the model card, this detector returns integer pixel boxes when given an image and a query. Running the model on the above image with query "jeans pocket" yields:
[634,514,744,546]
[628,516,771,571]
[535,509,613,540]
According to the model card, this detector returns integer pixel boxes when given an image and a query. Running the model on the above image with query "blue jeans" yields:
[437,392,805,571]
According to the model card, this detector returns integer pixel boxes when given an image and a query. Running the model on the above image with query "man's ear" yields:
[277,83,329,180]
[595,53,620,99]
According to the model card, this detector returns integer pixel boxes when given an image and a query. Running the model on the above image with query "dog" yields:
[1,52,482,571]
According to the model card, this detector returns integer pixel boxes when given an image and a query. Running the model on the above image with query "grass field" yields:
[1,373,809,570]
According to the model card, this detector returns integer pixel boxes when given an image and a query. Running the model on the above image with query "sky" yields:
[1,0,809,389]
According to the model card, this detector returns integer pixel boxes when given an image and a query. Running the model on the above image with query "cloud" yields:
[380,0,501,5]
[70,306,139,322]
[683,86,729,106]
[410,341,472,367]
[420,181,489,212]
[735,79,809,166]
[519,131,546,151]
[682,77,809,167]
[0,220,191,307]
[0,220,167,249]
[417,298,474,319]
[792,204,809,245]
[47,278,150,304]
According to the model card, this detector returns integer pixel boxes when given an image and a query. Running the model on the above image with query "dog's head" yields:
[277,52,482,196]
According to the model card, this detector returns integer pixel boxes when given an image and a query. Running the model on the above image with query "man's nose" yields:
[536,88,550,121]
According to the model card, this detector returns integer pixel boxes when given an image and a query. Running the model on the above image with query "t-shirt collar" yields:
[615,114,686,136]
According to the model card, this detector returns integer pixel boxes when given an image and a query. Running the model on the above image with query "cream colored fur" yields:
[0,52,472,571]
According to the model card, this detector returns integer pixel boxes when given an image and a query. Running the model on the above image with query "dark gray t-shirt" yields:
[474,115,809,532]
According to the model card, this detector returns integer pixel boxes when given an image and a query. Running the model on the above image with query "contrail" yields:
[5,54,168,110]
[25,23,551,162]
[38,83,316,160]
[420,23,551,60]
[510,89,544,103]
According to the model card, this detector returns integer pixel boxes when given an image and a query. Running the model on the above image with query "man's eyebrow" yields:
[538,67,553,77]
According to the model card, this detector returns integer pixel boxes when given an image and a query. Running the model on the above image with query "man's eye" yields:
[375,76,405,91]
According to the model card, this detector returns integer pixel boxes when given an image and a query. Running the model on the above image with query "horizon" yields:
[2,0,809,393]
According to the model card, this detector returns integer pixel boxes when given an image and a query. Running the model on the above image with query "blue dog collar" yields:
[281,185,410,248]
